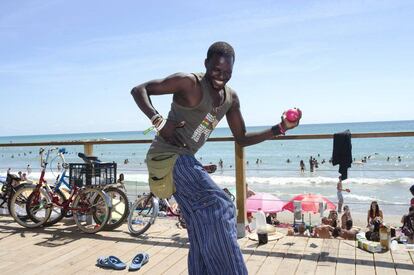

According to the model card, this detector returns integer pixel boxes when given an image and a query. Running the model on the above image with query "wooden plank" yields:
[335,239,356,275]
[355,243,376,275]
[255,236,294,274]
[69,226,176,274]
[140,229,188,274]
[390,243,414,275]
[84,143,94,156]
[374,249,396,275]
[235,143,246,238]
[163,247,189,274]
[295,237,324,275]
[275,236,309,275]
[245,236,278,274]
[315,238,340,275]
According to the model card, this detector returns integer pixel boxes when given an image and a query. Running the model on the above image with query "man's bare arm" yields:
[131,73,197,147]
[130,73,195,120]
[226,92,301,147]
[226,93,276,147]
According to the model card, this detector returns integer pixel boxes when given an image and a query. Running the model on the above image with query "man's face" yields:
[205,54,233,91]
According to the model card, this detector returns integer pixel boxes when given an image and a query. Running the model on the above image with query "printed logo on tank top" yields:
[191,109,219,143]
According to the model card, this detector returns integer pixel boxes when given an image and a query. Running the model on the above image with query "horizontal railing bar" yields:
[0,131,413,147]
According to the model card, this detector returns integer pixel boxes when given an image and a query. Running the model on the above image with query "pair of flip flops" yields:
[96,253,149,271]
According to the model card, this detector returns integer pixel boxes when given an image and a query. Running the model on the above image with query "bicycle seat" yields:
[7,173,21,182]
[78,153,101,163]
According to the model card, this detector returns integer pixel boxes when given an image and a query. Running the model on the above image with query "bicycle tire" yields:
[27,188,67,227]
[10,185,52,228]
[127,195,159,236]
[98,186,129,231]
[6,183,28,217]
[72,188,110,233]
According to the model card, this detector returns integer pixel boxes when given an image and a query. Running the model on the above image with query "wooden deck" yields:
[0,215,413,275]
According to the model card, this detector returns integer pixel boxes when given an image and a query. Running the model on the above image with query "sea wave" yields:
[210,175,414,187]
[2,171,413,189]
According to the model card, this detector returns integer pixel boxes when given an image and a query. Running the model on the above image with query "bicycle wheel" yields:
[127,195,159,236]
[10,185,51,228]
[27,188,67,227]
[99,186,129,231]
[5,183,27,217]
[72,188,110,233]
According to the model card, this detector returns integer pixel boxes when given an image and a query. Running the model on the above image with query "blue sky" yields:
[1,0,413,136]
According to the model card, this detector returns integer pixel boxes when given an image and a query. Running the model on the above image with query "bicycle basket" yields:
[69,162,117,187]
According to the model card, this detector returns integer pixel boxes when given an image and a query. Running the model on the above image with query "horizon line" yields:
[1,119,413,139]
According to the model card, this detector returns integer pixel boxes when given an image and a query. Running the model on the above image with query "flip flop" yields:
[129,252,149,271]
[96,256,126,270]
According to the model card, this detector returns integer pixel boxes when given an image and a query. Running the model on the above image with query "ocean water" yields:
[1,120,413,215]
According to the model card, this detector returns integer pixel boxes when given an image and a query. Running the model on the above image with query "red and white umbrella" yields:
[282,193,336,214]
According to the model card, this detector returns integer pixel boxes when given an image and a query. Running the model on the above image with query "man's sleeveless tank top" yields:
[147,73,234,156]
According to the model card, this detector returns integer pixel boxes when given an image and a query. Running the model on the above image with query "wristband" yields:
[150,113,162,123]
[278,123,286,135]
[155,118,167,132]
[271,123,286,136]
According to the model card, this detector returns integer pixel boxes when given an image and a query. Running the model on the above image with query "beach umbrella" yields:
[246,193,284,213]
[282,193,336,214]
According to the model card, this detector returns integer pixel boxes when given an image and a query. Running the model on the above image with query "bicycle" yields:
[12,147,112,233]
[0,171,31,217]
[76,153,129,230]
[127,193,183,236]
[9,148,56,228]
[127,164,217,236]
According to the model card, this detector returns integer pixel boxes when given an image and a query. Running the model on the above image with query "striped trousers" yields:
[173,155,248,275]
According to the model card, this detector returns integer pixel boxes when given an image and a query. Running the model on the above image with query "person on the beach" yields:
[246,183,256,199]
[401,206,414,242]
[337,179,350,213]
[246,183,256,224]
[131,41,301,274]
[328,210,339,228]
[309,156,314,172]
[410,185,414,206]
[300,160,305,172]
[341,205,353,230]
[333,221,359,240]
[313,217,334,238]
[367,201,383,228]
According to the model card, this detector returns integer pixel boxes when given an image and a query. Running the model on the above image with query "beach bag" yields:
[366,231,380,242]
[146,153,179,199]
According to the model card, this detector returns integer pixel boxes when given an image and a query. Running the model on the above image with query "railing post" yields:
[235,142,246,238]
[84,143,94,156]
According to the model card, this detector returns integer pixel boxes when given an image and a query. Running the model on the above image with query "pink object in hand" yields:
[285,108,300,123]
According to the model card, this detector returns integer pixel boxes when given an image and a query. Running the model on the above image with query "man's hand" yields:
[159,120,186,147]
[281,108,302,130]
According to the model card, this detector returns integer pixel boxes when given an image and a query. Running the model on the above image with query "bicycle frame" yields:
[41,150,96,213]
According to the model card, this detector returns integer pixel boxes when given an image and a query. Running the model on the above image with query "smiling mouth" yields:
[212,79,224,88]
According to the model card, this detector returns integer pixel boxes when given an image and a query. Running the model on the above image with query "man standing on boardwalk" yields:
[131,41,301,274]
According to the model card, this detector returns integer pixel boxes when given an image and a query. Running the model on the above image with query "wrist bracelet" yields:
[271,123,286,136]
[155,118,167,132]
[278,123,286,135]
[150,113,162,124]
[271,125,281,136]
